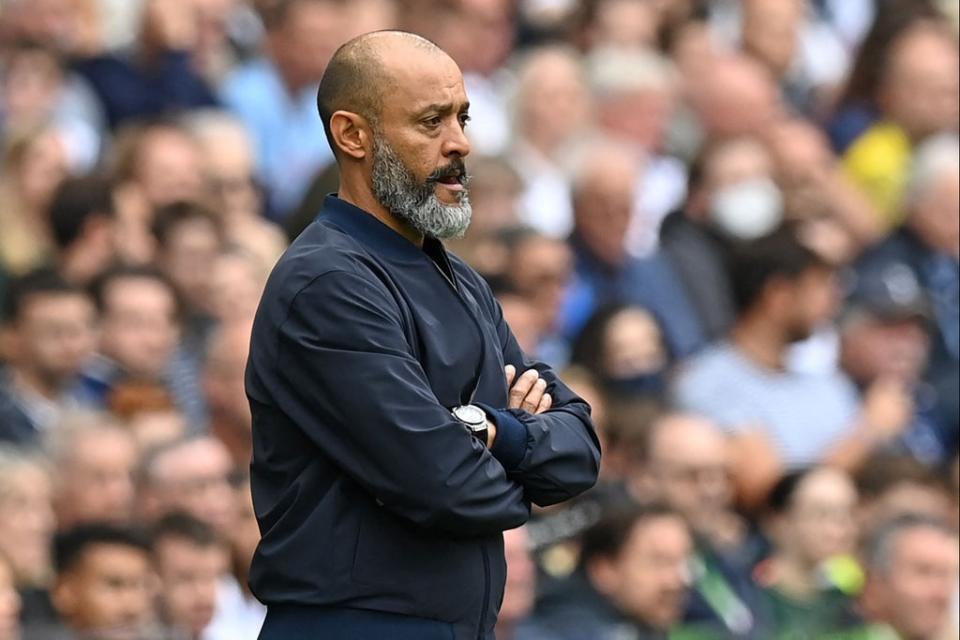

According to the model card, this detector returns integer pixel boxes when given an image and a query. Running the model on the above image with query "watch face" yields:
[453,404,486,427]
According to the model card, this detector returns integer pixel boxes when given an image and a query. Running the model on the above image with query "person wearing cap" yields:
[839,266,955,466]
[854,133,959,435]
[246,31,600,639]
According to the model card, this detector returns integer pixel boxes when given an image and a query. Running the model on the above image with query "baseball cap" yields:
[844,261,931,321]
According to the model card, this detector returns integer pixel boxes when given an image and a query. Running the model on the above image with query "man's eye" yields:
[424,116,442,128]
[459,114,471,128]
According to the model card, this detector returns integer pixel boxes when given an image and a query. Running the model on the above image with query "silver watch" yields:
[452,404,489,443]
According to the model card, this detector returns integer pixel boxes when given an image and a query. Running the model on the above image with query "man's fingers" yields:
[521,378,547,413]
[535,392,552,414]
[508,369,539,409]
[504,364,516,388]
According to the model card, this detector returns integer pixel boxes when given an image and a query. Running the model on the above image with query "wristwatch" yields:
[452,404,489,444]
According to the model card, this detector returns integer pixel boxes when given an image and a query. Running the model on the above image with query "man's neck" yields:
[730,315,788,371]
[336,184,425,247]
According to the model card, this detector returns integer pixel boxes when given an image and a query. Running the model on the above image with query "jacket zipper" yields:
[477,541,491,640]
[429,259,488,405]
[429,257,494,638]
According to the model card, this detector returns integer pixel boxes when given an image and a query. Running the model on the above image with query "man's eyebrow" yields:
[416,102,471,116]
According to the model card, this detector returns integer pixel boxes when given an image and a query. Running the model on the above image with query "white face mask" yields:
[709,177,784,240]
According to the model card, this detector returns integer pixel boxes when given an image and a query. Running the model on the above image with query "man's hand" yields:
[861,376,913,441]
[505,365,552,414]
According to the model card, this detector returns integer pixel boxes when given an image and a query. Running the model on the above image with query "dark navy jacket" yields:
[246,196,601,639]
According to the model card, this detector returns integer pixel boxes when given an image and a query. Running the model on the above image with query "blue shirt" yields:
[220,59,334,218]
[73,50,217,129]
[674,342,861,467]
[563,235,706,359]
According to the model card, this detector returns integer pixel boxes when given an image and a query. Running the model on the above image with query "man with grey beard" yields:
[246,30,600,640]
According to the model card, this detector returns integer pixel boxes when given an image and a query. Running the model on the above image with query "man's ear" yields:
[330,111,370,160]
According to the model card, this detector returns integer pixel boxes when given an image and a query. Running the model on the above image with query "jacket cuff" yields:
[475,404,528,471]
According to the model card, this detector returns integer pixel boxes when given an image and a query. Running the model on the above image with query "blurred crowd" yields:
[0,0,957,638]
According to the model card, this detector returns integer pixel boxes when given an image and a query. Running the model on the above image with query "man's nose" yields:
[442,121,471,158]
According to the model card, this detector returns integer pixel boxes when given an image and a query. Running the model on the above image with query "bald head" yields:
[317,30,445,154]
[648,414,726,462]
[644,414,733,526]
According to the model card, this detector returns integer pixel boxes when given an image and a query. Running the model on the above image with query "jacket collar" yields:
[318,194,442,264]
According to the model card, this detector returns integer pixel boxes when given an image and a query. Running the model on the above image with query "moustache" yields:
[426,159,470,185]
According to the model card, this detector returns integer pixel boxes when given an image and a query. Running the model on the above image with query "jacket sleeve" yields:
[484,291,601,507]
[272,269,530,537]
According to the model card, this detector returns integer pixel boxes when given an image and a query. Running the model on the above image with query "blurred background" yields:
[0,0,957,638]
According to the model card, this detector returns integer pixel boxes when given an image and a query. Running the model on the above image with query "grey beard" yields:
[370,135,472,240]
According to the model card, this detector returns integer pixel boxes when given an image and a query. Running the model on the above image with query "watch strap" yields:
[475,403,528,471]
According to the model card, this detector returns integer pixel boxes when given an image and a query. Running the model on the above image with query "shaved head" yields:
[317,30,443,154]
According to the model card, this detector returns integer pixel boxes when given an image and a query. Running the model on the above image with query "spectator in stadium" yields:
[47,175,118,287]
[586,46,687,249]
[569,303,668,402]
[207,246,271,326]
[72,0,218,129]
[81,265,205,429]
[739,0,849,118]
[564,139,704,357]
[203,320,254,469]
[673,227,911,502]
[765,118,884,259]
[107,119,207,267]
[47,412,138,530]
[659,135,780,341]
[827,0,944,153]
[0,124,70,277]
[151,201,224,358]
[0,270,96,444]
[0,0,101,59]
[152,512,230,640]
[0,447,55,626]
[753,467,861,637]
[49,523,161,640]
[633,413,761,636]
[842,18,959,226]
[854,133,960,431]
[408,0,515,157]
[855,453,957,534]
[522,503,692,639]
[184,110,288,264]
[839,264,955,466]
[500,229,574,366]
[0,39,104,170]
[683,54,782,160]
[859,514,959,640]
[510,44,593,238]
[138,436,237,537]
[220,0,349,218]
[110,118,207,214]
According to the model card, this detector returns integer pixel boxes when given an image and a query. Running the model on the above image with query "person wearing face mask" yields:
[569,303,669,401]
[660,135,784,342]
